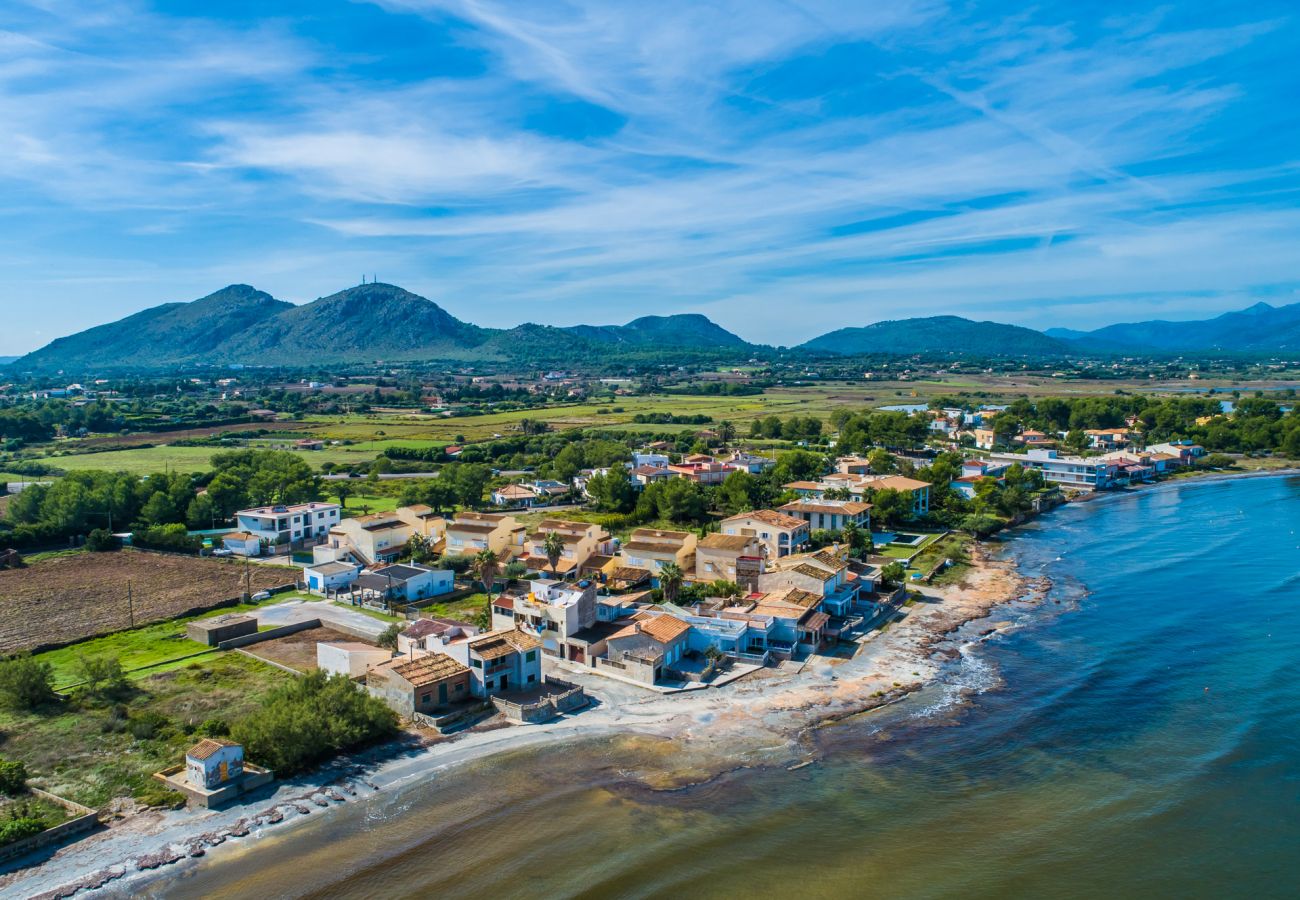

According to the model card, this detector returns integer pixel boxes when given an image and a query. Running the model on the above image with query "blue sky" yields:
[3,0,1300,353]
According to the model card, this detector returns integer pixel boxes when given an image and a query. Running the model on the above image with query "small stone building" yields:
[367,654,473,717]
[186,738,244,789]
[187,614,258,646]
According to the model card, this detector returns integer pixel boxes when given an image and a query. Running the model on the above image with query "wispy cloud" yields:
[0,0,1297,352]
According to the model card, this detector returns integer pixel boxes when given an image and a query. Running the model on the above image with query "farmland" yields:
[10,374,1296,482]
[0,550,297,653]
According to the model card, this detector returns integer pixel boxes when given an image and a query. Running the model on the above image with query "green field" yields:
[12,375,1273,482]
[37,595,292,689]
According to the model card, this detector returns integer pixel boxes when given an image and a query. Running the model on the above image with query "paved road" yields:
[322,472,439,481]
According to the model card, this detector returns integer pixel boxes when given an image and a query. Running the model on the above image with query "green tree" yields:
[841,519,868,557]
[334,482,353,509]
[880,561,907,587]
[186,492,217,530]
[719,470,759,513]
[586,469,636,513]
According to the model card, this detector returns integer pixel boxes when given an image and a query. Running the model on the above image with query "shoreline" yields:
[10,468,1297,898]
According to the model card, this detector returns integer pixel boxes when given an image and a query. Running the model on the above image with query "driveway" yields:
[253,598,389,639]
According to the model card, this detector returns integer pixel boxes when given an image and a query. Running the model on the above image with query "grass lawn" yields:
[910,533,973,583]
[0,652,292,809]
[38,596,289,690]
[333,493,402,515]
[418,592,492,623]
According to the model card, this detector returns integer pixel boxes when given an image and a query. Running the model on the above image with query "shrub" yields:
[75,654,128,699]
[1199,453,1236,469]
[0,655,56,711]
[133,523,202,554]
[126,710,172,741]
[231,671,398,776]
[377,623,400,651]
[133,781,186,810]
[0,813,46,846]
[197,717,230,737]
[436,553,473,574]
[0,759,29,795]
[880,562,907,587]
[85,528,119,552]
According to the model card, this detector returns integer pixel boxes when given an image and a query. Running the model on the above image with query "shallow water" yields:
[148,475,1300,899]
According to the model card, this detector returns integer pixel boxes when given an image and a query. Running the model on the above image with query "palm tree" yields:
[473,548,501,599]
[841,519,865,557]
[718,419,736,445]
[659,562,684,605]
[542,531,565,577]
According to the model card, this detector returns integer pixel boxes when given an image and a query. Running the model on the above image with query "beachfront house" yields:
[987,449,1119,491]
[777,498,871,533]
[185,738,245,791]
[490,578,599,663]
[428,628,543,696]
[367,654,473,716]
[720,509,811,559]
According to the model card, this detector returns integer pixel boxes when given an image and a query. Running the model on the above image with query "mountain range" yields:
[1045,301,1300,353]
[11,283,754,371]
[8,282,1300,371]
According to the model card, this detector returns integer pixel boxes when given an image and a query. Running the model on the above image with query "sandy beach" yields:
[3,541,1036,900]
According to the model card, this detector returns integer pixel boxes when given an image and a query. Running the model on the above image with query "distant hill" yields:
[15,285,293,370]
[0,357,17,367]
[800,315,1068,357]
[1049,301,1300,353]
[13,283,754,371]
[225,283,489,364]
[565,314,748,348]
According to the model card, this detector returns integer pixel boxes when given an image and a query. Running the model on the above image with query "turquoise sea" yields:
[151,475,1300,899]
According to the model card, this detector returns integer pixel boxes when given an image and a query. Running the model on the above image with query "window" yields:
[527,674,536,683]
[420,693,430,703]
[471,658,482,668]
[526,650,537,662]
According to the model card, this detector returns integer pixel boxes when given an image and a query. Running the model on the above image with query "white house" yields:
[632,452,671,469]
[354,563,453,602]
[316,641,393,678]
[221,531,263,557]
[234,501,340,548]
[185,738,245,790]
[302,560,361,595]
